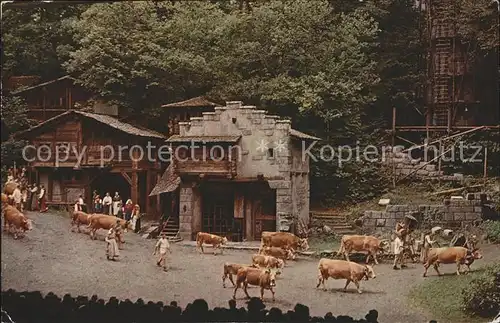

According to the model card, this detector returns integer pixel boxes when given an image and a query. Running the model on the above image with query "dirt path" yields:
[2,212,498,322]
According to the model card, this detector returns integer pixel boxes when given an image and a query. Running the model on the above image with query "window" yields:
[177,147,188,159]
[267,148,274,158]
[37,142,52,161]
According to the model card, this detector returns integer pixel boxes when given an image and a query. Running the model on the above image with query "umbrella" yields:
[431,226,443,234]
[404,214,418,222]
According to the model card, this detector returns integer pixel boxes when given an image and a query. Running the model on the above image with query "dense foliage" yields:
[462,262,500,318]
[480,220,500,243]
[1,0,498,205]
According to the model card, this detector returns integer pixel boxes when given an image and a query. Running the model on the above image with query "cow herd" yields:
[1,197,485,303]
[195,231,484,302]
[201,231,381,301]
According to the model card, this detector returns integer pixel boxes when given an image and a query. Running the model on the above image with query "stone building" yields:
[150,101,319,241]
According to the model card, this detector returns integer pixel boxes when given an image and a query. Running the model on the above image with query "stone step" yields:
[314,218,349,224]
[334,230,357,235]
[310,212,345,217]
[329,225,353,230]
[162,229,179,234]
[312,216,347,222]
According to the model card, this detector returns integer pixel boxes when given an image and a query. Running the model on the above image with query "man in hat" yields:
[393,220,408,270]
[420,227,441,263]
[153,233,171,271]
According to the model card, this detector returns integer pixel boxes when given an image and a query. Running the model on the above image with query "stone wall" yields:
[178,184,194,240]
[175,101,314,238]
[362,193,487,230]
[383,147,464,182]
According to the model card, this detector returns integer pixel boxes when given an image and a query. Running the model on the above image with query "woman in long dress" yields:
[112,192,121,216]
[30,184,38,211]
[124,199,134,221]
[131,204,141,233]
[105,227,120,261]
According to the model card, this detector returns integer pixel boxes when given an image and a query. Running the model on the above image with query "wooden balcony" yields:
[175,159,237,177]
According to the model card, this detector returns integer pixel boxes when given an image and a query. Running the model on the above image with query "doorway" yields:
[253,183,276,240]
[91,172,131,203]
[201,183,235,238]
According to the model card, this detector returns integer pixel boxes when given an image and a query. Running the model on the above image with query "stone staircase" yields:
[310,211,356,235]
[159,216,182,242]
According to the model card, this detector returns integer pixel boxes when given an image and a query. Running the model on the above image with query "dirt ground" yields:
[2,212,499,322]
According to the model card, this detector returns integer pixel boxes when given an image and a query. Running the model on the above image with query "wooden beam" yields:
[156,172,161,216]
[396,136,419,146]
[131,171,138,205]
[121,172,132,185]
[401,126,486,153]
[428,184,483,196]
[48,171,54,202]
[146,169,151,215]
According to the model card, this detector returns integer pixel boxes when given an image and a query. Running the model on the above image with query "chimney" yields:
[92,100,120,116]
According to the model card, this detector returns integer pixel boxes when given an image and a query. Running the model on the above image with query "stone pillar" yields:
[276,185,293,232]
[179,184,194,240]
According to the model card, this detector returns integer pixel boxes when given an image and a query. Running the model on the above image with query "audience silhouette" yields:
[0,289,438,322]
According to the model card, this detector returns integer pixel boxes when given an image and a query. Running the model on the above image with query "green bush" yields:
[480,220,500,243]
[462,263,500,318]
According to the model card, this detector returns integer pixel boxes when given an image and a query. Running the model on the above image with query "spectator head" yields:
[246,297,265,312]
[170,301,177,307]
[294,304,309,321]
[366,309,378,322]
[228,299,236,309]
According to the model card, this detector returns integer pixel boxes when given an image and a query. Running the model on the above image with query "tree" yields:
[64,0,384,205]
[1,5,87,82]
[1,96,36,171]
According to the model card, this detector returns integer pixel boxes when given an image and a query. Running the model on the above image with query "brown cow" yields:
[1,193,8,205]
[3,205,32,239]
[259,232,309,254]
[88,214,130,241]
[261,246,295,262]
[71,211,95,233]
[222,263,258,288]
[337,235,389,265]
[251,254,284,273]
[233,267,278,301]
[3,182,17,195]
[423,247,483,277]
[316,258,376,294]
[196,232,228,255]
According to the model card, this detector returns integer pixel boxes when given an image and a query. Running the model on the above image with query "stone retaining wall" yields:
[361,192,487,230]
[382,147,465,182]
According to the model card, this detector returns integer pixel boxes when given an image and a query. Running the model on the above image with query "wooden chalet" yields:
[11,75,92,122]
[16,110,165,216]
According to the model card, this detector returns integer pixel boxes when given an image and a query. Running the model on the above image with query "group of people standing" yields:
[5,167,48,213]
[392,216,441,269]
[91,191,142,233]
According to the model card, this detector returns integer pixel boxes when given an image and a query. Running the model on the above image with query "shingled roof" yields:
[290,129,321,141]
[11,75,77,95]
[16,110,165,139]
[149,164,181,196]
[161,96,220,108]
[166,135,241,143]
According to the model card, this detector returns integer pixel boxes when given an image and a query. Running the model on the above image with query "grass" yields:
[409,264,496,323]
[307,235,340,253]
